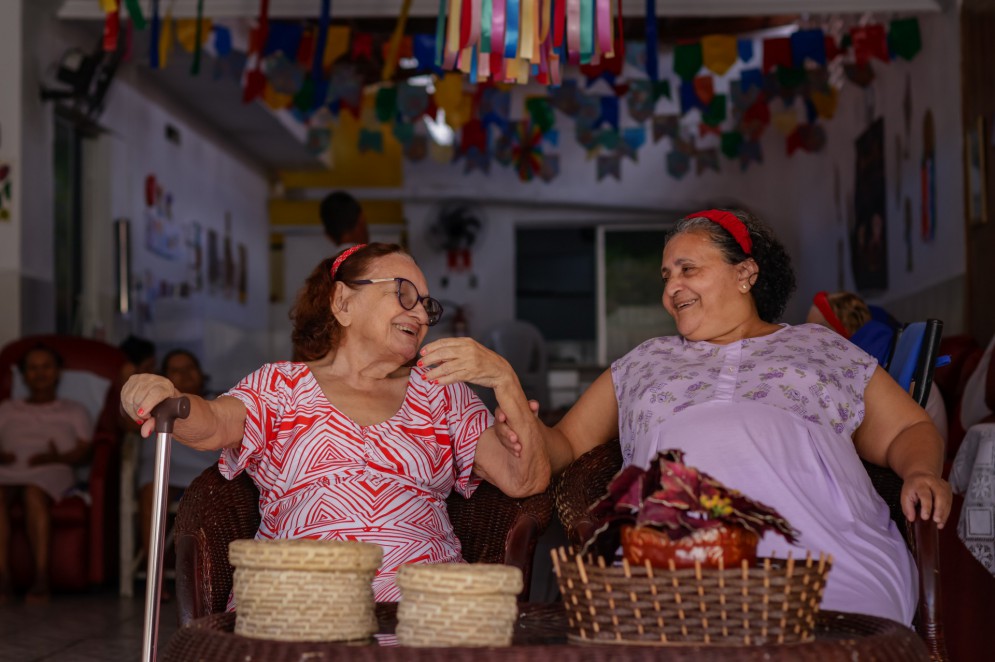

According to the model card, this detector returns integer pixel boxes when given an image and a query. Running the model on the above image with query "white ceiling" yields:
[59,0,944,20]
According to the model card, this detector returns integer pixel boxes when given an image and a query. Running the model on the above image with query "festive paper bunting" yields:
[701,35,738,75]
[762,37,791,72]
[430,140,455,162]
[213,25,233,56]
[539,154,560,182]
[666,150,690,179]
[550,79,581,116]
[625,41,646,70]
[323,26,351,69]
[405,135,429,161]
[679,80,702,114]
[851,25,888,65]
[844,62,875,87]
[776,66,805,91]
[464,146,491,173]
[738,39,753,63]
[306,126,332,155]
[696,148,720,174]
[796,123,826,153]
[702,94,727,127]
[597,154,620,180]
[740,139,762,170]
[790,29,826,67]
[824,35,840,61]
[622,126,646,154]
[575,94,601,128]
[729,81,761,112]
[594,97,619,130]
[124,0,146,29]
[575,125,599,150]
[376,87,399,123]
[693,76,715,106]
[805,67,831,95]
[512,121,544,181]
[262,83,293,110]
[262,52,303,95]
[461,119,488,153]
[626,80,656,122]
[673,42,703,80]
[543,129,559,146]
[353,33,374,60]
[413,34,438,71]
[721,131,743,159]
[741,99,770,139]
[526,97,556,132]
[699,123,721,138]
[393,121,416,145]
[398,83,431,121]
[597,129,620,150]
[772,109,799,136]
[262,22,301,57]
[103,2,121,52]
[740,68,763,93]
[652,114,679,143]
[645,0,658,79]
[328,65,364,114]
[889,18,921,61]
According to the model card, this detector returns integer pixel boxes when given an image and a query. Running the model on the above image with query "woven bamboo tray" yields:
[229,539,383,642]
[396,563,523,647]
[552,547,832,647]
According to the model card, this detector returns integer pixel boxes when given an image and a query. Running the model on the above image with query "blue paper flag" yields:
[738,39,754,63]
[741,68,763,93]
[212,26,232,56]
[413,34,438,72]
[645,0,659,80]
[679,80,704,114]
[596,97,620,131]
[263,22,303,58]
[790,29,826,67]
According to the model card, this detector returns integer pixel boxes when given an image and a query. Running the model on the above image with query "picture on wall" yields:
[852,118,888,294]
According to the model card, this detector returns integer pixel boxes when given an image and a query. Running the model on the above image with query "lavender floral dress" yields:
[611,323,917,625]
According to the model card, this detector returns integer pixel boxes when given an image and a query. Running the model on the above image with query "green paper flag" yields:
[721,131,743,159]
[776,66,805,89]
[702,94,727,127]
[653,81,672,102]
[674,43,703,80]
[376,87,399,123]
[526,98,556,133]
[293,78,315,113]
[889,18,922,61]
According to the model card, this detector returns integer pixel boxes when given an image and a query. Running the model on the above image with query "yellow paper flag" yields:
[99,0,119,12]
[263,83,293,110]
[176,18,212,53]
[434,73,464,117]
[701,35,739,76]
[323,26,351,70]
[772,109,799,136]
[810,88,839,120]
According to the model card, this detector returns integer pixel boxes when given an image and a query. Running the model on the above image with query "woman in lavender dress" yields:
[498,209,950,625]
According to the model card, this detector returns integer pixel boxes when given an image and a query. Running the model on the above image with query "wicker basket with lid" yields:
[229,539,383,642]
[395,563,523,647]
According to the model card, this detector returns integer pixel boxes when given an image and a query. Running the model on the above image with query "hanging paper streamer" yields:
[149,0,160,68]
[889,18,921,61]
[645,0,658,80]
[103,1,121,52]
[383,0,413,81]
[123,0,146,30]
[191,0,206,75]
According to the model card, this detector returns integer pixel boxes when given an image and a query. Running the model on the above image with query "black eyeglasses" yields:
[346,277,445,327]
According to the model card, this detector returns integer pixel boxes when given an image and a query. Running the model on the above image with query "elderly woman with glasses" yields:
[120,243,549,602]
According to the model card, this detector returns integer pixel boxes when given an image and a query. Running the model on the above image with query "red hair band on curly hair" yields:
[329,243,367,279]
[812,291,851,339]
[689,209,753,255]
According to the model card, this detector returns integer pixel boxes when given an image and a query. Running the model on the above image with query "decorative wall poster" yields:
[853,118,888,293]
[144,174,182,259]
[0,162,11,221]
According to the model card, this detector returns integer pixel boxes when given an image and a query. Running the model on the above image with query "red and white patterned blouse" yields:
[219,362,490,601]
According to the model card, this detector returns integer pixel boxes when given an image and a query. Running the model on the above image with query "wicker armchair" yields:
[174,465,553,626]
[553,439,947,661]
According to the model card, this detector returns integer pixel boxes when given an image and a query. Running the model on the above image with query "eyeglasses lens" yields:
[398,279,443,327]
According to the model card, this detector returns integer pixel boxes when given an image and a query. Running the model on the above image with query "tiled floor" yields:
[0,588,179,661]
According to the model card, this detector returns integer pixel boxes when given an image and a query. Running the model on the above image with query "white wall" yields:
[399,11,964,344]
[1,1,272,390]
[0,0,24,344]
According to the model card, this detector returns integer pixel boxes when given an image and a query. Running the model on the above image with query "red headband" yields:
[689,209,753,255]
[329,243,367,279]
[812,291,851,339]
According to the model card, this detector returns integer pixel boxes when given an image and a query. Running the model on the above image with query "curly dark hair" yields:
[290,243,409,361]
[666,209,796,323]
[16,343,64,374]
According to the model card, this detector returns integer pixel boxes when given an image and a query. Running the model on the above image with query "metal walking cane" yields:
[141,396,190,662]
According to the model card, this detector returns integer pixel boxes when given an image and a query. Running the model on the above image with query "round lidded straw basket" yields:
[395,563,523,647]
[552,546,832,647]
[229,539,382,642]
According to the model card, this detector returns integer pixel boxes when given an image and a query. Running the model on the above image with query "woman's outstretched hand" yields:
[493,400,540,458]
[120,374,181,438]
[417,338,513,390]
[901,471,952,527]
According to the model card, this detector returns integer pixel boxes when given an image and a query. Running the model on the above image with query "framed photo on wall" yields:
[965,115,988,225]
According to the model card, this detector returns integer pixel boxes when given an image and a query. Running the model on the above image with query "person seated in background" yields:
[320,191,370,247]
[806,290,948,445]
[0,345,92,602]
[121,243,549,602]
[495,209,950,625]
[136,350,219,570]
[119,335,157,385]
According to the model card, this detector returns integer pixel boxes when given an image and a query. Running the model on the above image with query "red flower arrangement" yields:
[585,450,798,566]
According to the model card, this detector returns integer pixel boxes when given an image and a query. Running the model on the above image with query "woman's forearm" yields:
[885,420,944,480]
[162,394,246,451]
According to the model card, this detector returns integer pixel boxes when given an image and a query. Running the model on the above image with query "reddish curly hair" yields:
[290,243,409,361]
